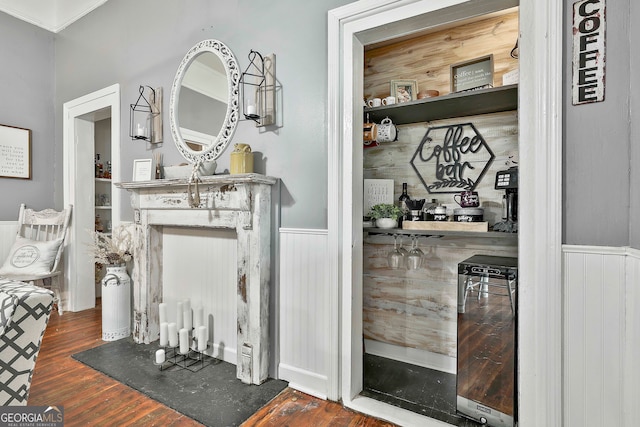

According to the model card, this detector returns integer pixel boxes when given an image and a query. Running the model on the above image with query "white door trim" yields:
[63,84,121,312]
[327,0,563,425]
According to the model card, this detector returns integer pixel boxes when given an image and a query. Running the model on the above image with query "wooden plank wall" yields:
[363,10,519,100]
[363,234,517,358]
[362,11,519,360]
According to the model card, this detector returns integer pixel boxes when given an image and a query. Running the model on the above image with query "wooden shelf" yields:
[364,226,517,241]
[364,84,517,125]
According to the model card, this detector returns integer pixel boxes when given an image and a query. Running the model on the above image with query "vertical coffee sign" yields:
[572,0,606,105]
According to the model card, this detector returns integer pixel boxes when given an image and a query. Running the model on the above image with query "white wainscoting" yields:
[0,221,17,262]
[162,227,238,364]
[278,228,330,399]
[562,245,639,427]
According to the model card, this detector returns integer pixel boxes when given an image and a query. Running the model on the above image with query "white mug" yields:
[367,97,382,108]
[376,117,397,143]
[382,96,396,105]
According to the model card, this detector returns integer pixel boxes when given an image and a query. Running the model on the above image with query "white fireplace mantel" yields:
[116,173,277,385]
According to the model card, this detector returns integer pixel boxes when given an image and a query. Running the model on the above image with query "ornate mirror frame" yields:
[169,39,240,163]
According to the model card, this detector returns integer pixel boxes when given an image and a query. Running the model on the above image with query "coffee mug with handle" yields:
[376,117,397,143]
[382,96,396,106]
[454,191,480,207]
[367,98,382,108]
[363,122,378,145]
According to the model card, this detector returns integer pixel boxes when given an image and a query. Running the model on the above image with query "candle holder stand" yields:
[155,331,213,372]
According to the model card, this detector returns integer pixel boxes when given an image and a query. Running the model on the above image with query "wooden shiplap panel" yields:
[364,235,517,358]
[363,111,518,224]
[364,10,519,100]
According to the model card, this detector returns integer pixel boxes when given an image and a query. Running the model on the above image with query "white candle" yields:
[176,302,183,329]
[136,123,146,137]
[197,325,207,351]
[159,322,168,347]
[194,307,204,329]
[182,308,193,331]
[168,322,178,347]
[246,104,257,116]
[179,328,189,355]
[158,303,167,324]
[155,349,165,364]
[183,304,192,331]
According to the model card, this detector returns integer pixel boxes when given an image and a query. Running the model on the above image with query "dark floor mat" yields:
[362,353,480,426]
[72,338,288,427]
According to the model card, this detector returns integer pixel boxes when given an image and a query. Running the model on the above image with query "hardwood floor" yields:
[28,301,396,426]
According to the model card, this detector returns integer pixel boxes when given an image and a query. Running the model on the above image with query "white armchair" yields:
[0,204,72,315]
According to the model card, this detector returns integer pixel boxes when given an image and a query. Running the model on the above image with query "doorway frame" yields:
[327,0,562,425]
[63,84,121,312]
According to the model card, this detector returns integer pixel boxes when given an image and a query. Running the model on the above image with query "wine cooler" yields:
[457,255,518,427]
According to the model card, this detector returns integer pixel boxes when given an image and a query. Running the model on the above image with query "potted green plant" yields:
[369,203,403,229]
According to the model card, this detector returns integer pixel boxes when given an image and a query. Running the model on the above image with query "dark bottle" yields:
[398,182,410,227]
[95,154,100,178]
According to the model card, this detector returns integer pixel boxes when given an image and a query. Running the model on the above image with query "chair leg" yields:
[507,279,515,315]
[51,276,63,315]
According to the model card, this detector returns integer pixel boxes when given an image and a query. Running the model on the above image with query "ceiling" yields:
[0,0,108,33]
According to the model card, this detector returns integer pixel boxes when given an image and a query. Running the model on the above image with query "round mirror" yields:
[169,39,240,163]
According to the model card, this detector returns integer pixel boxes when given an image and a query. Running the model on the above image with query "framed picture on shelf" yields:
[390,79,418,103]
[0,124,31,179]
[450,54,494,93]
[132,158,154,181]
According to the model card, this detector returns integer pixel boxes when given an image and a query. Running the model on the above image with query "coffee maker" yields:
[493,166,518,233]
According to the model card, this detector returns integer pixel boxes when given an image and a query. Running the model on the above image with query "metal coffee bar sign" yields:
[410,123,495,194]
[572,0,606,105]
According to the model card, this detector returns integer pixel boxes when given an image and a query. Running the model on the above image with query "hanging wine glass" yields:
[406,235,424,270]
[387,234,404,269]
[397,235,409,257]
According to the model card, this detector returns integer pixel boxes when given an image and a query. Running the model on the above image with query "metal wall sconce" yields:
[240,50,276,127]
[130,85,163,143]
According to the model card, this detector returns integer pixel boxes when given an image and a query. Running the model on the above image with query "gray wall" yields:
[0,13,55,219]
[3,1,639,245]
[563,0,636,248]
[52,0,353,229]
[630,0,640,249]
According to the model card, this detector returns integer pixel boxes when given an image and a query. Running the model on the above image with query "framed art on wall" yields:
[390,79,418,103]
[132,158,154,181]
[0,124,31,179]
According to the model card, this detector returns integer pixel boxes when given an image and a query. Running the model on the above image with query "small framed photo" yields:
[450,54,494,93]
[0,124,31,179]
[390,79,418,103]
[132,158,154,181]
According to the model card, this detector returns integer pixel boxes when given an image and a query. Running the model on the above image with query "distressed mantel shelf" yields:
[116,173,277,385]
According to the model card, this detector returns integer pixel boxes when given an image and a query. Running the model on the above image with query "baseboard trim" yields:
[364,339,456,374]
[278,363,328,400]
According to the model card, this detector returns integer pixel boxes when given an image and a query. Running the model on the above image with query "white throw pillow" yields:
[0,236,63,277]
